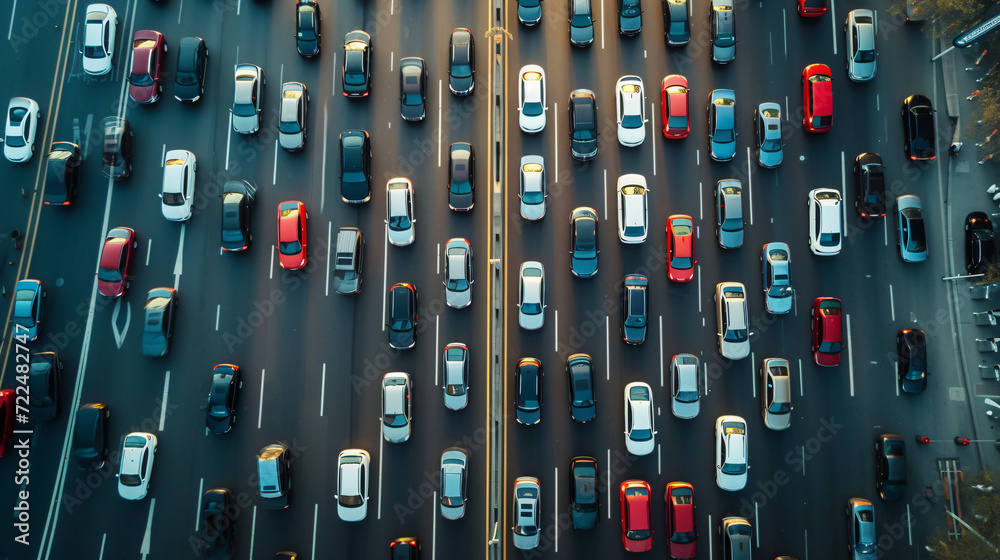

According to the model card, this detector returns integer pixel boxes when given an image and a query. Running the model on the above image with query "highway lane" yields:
[0,0,494,558]
[503,0,953,558]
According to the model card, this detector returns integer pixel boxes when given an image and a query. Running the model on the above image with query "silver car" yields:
[83,4,117,76]
[715,180,744,249]
[512,477,541,549]
[754,102,783,168]
[443,343,470,410]
[617,174,649,243]
[4,97,40,163]
[519,155,546,220]
[386,178,416,246]
[670,354,700,419]
[117,432,157,500]
[278,82,308,151]
[232,64,264,134]
[443,238,474,308]
[761,358,793,430]
[518,65,547,133]
[335,449,371,522]
[624,382,656,455]
[808,188,843,256]
[616,75,647,147]
[381,373,411,443]
[845,9,877,82]
[518,261,546,330]
[439,448,469,520]
[761,242,793,314]
[715,282,749,360]
[715,415,748,491]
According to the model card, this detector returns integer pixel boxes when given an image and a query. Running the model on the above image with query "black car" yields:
[448,29,475,95]
[448,142,475,211]
[854,152,885,218]
[566,354,596,422]
[618,0,642,35]
[29,352,62,422]
[221,180,256,252]
[902,94,936,161]
[569,207,599,278]
[390,538,420,560]
[388,283,418,350]
[568,89,598,160]
[206,364,242,434]
[174,37,208,102]
[44,141,81,206]
[295,0,321,58]
[340,129,372,204]
[569,0,595,47]
[400,57,427,122]
[515,357,543,425]
[662,0,690,45]
[896,329,928,394]
[569,456,599,530]
[142,287,177,357]
[73,403,110,470]
[101,116,132,180]
[875,434,906,501]
[517,0,543,26]
[621,274,648,344]
[966,211,996,275]
[342,30,371,97]
[200,488,236,560]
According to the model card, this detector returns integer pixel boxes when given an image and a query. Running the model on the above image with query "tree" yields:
[928,471,1000,559]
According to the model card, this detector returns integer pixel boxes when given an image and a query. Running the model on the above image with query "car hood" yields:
[766,294,793,314]
[232,114,259,134]
[401,102,425,121]
[450,74,474,95]
[719,229,743,248]
[518,4,542,22]
[571,506,598,529]
[759,148,782,168]
[571,255,598,278]
[142,333,167,357]
[206,413,232,434]
[521,200,546,220]
[449,191,474,211]
[517,406,542,425]
[389,328,415,349]
[901,374,926,394]
[98,277,126,298]
[720,339,749,360]
[671,399,700,419]
[571,401,596,422]
[570,24,594,46]
[280,131,304,151]
[446,289,472,309]
[444,391,468,410]
[850,61,876,81]
[711,138,737,161]
[572,137,599,158]
[387,226,415,247]
[623,323,646,343]
[519,310,544,330]
[713,43,735,62]
[175,79,201,101]
[383,423,410,443]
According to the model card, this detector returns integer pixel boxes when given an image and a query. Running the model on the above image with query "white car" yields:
[82,4,117,76]
[512,477,541,549]
[845,9,877,82]
[518,65,547,133]
[4,97,40,163]
[117,432,157,500]
[381,373,412,443]
[444,238,474,308]
[519,155,546,220]
[161,150,196,221]
[439,447,469,520]
[623,382,656,456]
[386,178,416,246]
[232,64,264,134]
[443,343,470,410]
[715,282,750,360]
[808,188,843,255]
[617,174,649,243]
[616,75,647,146]
[715,415,748,491]
[335,449,371,521]
[517,261,546,330]
[670,353,700,419]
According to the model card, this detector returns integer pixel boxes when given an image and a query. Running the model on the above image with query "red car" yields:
[802,64,832,133]
[666,215,696,282]
[665,482,697,559]
[811,297,842,366]
[97,227,137,298]
[277,201,308,270]
[620,480,653,552]
[797,0,827,17]
[661,75,690,139]
[0,389,14,458]
[127,30,166,104]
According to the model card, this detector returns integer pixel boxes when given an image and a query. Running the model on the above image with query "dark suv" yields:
[295,0,321,57]
[902,94,936,161]
[896,329,928,393]
[174,37,208,102]
[515,357,543,425]
[569,456,599,530]
[875,434,906,500]
[340,130,372,203]
[200,488,236,560]
[966,211,997,274]
[388,283,418,349]
[45,142,81,206]
[854,152,885,218]
[621,274,648,344]
[568,90,598,160]
[448,142,475,211]
[101,117,132,180]
[29,352,62,421]
[73,403,110,470]
[566,354,596,422]
[221,180,256,252]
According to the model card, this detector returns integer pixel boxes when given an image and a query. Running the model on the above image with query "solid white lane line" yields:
[659,315,664,386]
[769,32,773,65]
[378,425,383,519]
[146,239,152,266]
[257,369,266,428]
[554,102,559,179]
[802,446,806,475]
[846,314,855,396]
[746,148,754,225]
[605,317,610,380]
[651,102,657,176]
[696,149,700,165]
[798,359,804,397]
[603,169,608,220]
[225,113,232,170]
[785,96,790,120]
[436,243,441,275]
[435,316,440,386]
[432,491,438,560]
[272,140,278,185]
[140,499,155,559]
[7,0,17,41]
[98,533,106,560]
[160,144,165,166]
[194,478,204,530]
[382,226,389,331]
[830,0,838,54]
[215,305,220,331]
[906,505,912,544]
[841,151,847,236]
[173,224,185,290]
[657,443,661,475]
[876,94,880,111]
[703,362,708,395]
[390,51,394,71]
[177,0,184,24]
[751,352,756,397]
[321,104,328,212]
[554,467,559,552]
[554,310,558,352]
[755,502,760,548]
[804,529,809,558]
[699,182,703,219]
[249,506,257,559]
[438,80,442,167]
[269,246,275,280]
[782,9,788,59]
[158,371,170,431]
[889,285,895,321]
[325,222,332,296]
[697,265,702,313]
[601,0,605,49]
[236,0,241,15]
[320,363,326,416]
[708,515,713,560]
[311,504,319,558]
[332,53,337,93]
[606,449,611,518]
[883,215,888,245]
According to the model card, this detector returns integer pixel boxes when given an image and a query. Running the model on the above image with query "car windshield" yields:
[621,113,643,129]
[906,216,926,251]
[521,301,542,315]
[668,115,688,131]
[630,427,652,441]
[85,44,106,59]
[98,262,123,283]
[761,129,782,152]
[571,12,591,27]
[209,403,229,417]
[676,389,698,403]
[162,192,185,206]
[232,100,256,117]
[130,72,153,87]
[339,494,363,507]
[522,187,544,205]
[768,281,792,298]
[388,213,411,230]
[521,0,540,6]
[446,382,467,396]
[819,340,842,353]
[723,327,747,342]
[385,412,407,427]
[280,239,302,254]
[391,315,413,332]
[768,399,791,414]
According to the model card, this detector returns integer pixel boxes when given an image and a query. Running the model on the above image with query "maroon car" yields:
[98,227,137,298]
[128,30,166,104]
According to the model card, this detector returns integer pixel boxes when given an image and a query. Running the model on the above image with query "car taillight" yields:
[62,201,70,206]
[362,91,369,97]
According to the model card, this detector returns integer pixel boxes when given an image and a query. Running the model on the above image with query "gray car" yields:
[715,282,749,360]
[754,103,783,168]
[443,238,474,308]
[512,477,541,549]
[519,155,547,220]
[231,64,264,134]
[760,358,792,430]
[518,261,546,330]
[443,343,470,410]
[381,373,411,443]
[440,448,469,520]
[278,82,308,151]
[710,0,735,63]
[715,180,744,249]
[895,194,927,262]
[670,353,700,419]
[845,9,877,82]
[386,178,416,246]
[761,242,793,314]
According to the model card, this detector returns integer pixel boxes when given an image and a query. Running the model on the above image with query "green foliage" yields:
[928,471,1000,559]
